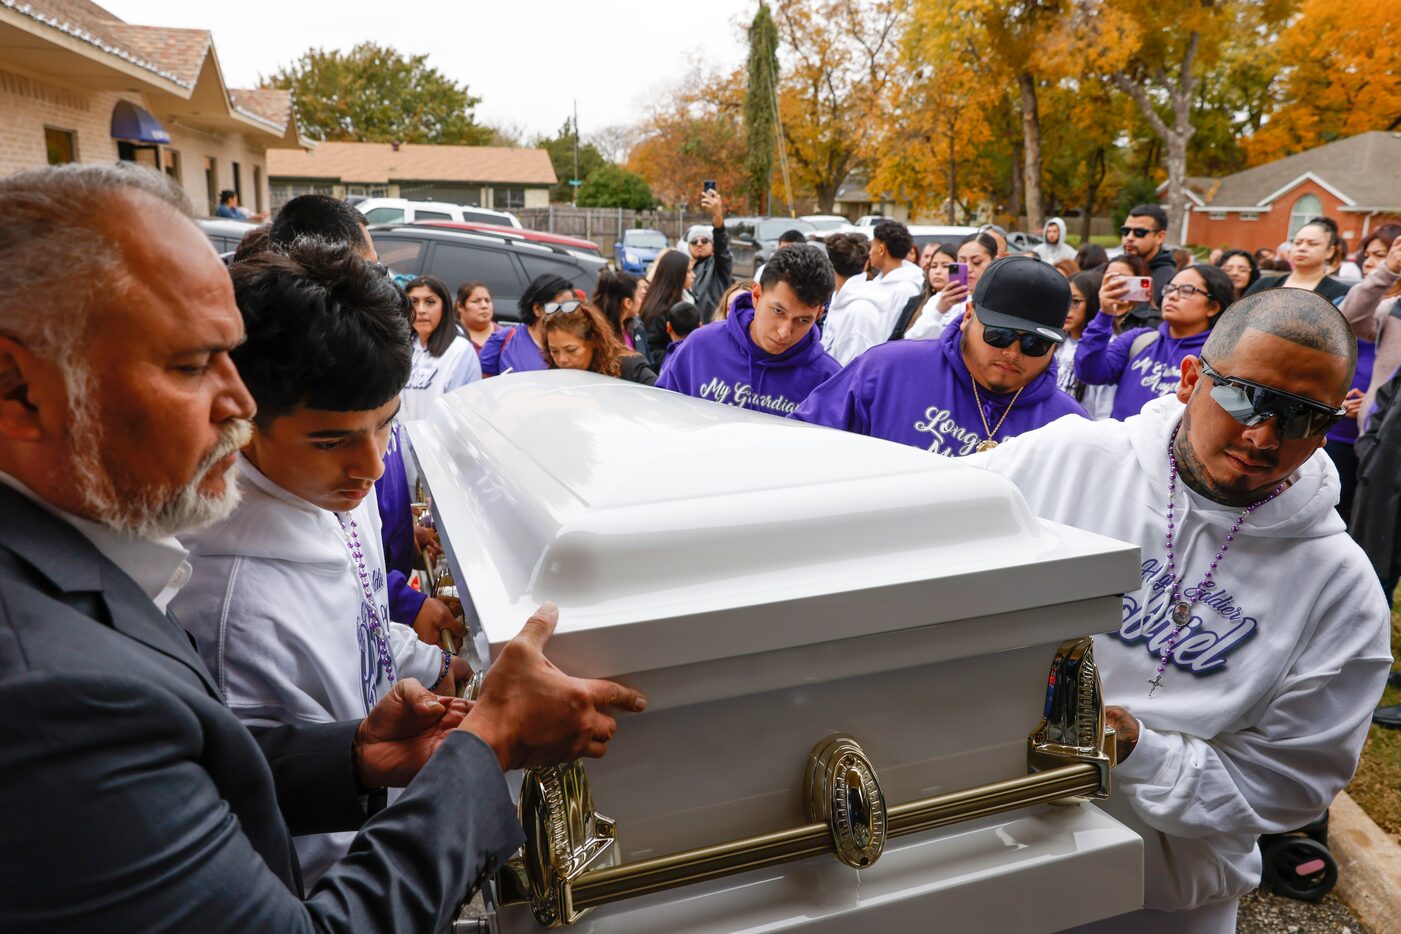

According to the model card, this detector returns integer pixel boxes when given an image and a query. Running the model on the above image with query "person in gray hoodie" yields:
[1035,216,1077,265]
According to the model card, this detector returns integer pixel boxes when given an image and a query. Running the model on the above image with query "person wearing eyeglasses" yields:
[970,290,1390,933]
[479,274,576,377]
[791,257,1087,455]
[685,185,733,322]
[1075,264,1236,421]
[542,302,657,386]
[1119,204,1178,308]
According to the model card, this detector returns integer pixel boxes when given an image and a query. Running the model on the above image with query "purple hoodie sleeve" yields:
[386,570,427,626]
[655,335,694,394]
[1074,312,1146,386]
[789,362,871,434]
[479,328,508,377]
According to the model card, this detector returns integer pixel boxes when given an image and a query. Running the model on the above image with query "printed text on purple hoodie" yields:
[1073,312,1208,420]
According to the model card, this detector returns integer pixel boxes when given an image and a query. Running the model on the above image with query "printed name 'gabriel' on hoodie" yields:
[791,317,1088,454]
[656,292,840,416]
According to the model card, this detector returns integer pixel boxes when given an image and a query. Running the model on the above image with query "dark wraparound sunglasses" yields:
[1120,226,1159,238]
[982,326,1057,357]
[1198,358,1346,439]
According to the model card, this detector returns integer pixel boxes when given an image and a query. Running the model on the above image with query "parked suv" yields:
[356,198,522,228]
[728,217,816,277]
[368,224,606,323]
[615,228,668,275]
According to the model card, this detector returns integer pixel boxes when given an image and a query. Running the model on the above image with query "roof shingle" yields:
[267,141,558,186]
[1206,132,1401,209]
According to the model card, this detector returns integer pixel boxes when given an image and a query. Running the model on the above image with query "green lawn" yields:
[1347,607,1401,838]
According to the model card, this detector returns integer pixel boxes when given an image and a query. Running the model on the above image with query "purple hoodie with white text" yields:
[791,319,1088,455]
[1073,312,1209,420]
[656,293,840,416]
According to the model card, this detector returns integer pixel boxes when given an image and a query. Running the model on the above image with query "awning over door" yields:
[111,100,171,145]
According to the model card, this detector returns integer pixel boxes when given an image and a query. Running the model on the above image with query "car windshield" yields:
[805,218,846,231]
[625,230,668,249]
[758,219,815,241]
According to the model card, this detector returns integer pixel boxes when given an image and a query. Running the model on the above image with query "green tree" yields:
[535,119,607,203]
[744,2,780,213]
[1113,175,1162,228]
[261,43,490,144]
[576,165,655,211]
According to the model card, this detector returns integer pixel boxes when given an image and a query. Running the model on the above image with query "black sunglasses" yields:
[982,326,1056,357]
[1198,358,1346,439]
[1120,226,1159,238]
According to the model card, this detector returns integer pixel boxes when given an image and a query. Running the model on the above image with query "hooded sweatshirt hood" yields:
[1034,217,1077,264]
[792,317,1087,454]
[969,393,1391,913]
[1074,313,1211,420]
[656,291,840,415]
[822,275,889,365]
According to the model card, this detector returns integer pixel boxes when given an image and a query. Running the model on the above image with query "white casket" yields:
[409,371,1145,933]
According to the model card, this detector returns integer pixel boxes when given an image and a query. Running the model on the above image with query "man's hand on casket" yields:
[461,603,648,771]
[1105,706,1140,762]
[413,596,466,646]
[354,678,472,788]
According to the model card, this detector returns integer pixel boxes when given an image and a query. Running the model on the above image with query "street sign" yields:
[568,179,583,186]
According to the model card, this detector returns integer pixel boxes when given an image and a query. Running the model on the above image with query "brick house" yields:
[0,0,306,216]
[1163,132,1401,253]
[266,141,557,213]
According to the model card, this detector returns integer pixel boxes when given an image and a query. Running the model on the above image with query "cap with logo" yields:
[970,256,1071,343]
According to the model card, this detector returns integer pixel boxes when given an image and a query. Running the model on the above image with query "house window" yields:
[1288,194,1322,237]
[165,149,182,183]
[493,187,525,210]
[269,182,333,211]
[45,127,76,164]
[1208,212,1225,221]
[345,184,390,198]
[1240,212,1259,222]
[118,140,161,170]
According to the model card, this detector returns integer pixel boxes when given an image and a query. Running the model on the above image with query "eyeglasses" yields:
[689,237,712,246]
[1120,226,1159,238]
[982,325,1056,357]
[1161,283,1207,299]
[1198,358,1346,439]
[1069,297,1087,306]
[543,300,583,315]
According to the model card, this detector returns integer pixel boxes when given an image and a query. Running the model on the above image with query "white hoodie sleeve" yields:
[388,621,448,687]
[1115,571,1390,839]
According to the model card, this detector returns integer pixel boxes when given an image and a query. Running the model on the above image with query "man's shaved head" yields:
[1202,289,1357,392]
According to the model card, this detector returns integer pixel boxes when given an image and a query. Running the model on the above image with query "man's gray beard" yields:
[64,363,252,540]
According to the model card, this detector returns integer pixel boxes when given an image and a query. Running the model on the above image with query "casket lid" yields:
[408,372,1139,681]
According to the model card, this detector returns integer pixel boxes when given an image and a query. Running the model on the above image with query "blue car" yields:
[615,228,668,275]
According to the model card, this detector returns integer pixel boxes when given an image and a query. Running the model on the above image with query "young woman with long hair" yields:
[638,250,694,363]
[401,275,479,421]
[592,270,648,364]
[542,303,657,385]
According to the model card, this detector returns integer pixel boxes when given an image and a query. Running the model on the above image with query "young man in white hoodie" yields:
[820,232,888,364]
[970,290,1392,933]
[1034,216,1077,265]
[868,220,924,334]
[171,241,461,886]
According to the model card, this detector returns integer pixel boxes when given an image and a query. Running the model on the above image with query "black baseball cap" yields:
[971,256,1071,343]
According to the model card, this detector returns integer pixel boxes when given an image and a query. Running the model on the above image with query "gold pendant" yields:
[975,439,999,452]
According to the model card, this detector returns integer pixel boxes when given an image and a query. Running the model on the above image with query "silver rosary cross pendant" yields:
[1147,674,1164,697]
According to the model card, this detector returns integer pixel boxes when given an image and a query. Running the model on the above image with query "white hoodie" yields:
[170,457,444,884]
[872,259,925,334]
[822,275,889,364]
[970,395,1391,920]
[402,334,479,423]
[1034,217,1077,264]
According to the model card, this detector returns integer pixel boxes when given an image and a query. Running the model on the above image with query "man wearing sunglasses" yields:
[792,256,1087,455]
[1119,204,1178,309]
[685,186,733,321]
[971,290,1391,933]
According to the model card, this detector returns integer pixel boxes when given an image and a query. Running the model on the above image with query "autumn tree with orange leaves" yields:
[626,67,750,210]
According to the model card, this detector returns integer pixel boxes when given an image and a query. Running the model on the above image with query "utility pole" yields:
[572,99,580,207]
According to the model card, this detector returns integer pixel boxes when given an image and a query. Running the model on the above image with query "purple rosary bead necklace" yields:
[1150,425,1283,698]
[336,513,397,686]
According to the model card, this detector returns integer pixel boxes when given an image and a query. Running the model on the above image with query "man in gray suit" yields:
[0,163,646,932]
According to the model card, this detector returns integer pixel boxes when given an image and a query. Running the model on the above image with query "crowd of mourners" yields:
[0,163,1396,934]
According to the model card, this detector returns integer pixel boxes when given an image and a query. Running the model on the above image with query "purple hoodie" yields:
[372,424,426,626]
[480,323,547,377]
[791,318,1088,455]
[656,293,840,416]
[1073,312,1209,420]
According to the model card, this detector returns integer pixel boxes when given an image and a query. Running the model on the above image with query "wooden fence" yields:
[517,207,714,254]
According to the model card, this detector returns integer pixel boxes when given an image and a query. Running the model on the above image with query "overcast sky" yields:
[101,0,758,143]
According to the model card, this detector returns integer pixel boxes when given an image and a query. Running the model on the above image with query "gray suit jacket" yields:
[0,485,524,932]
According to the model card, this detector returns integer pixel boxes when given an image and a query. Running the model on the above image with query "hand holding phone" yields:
[1119,275,1152,303]
[947,262,969,290]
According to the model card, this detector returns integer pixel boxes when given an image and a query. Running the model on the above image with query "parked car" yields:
[1007,230,1045,253]
[356,197,522,228]
[907,224,980,256]
[367,224,605,323]
[196,217,258,254]
[728,216,818,277]
[416,221,602,260]
[854,214,886,228]
[799,214,849,232]
[615,228,668,275]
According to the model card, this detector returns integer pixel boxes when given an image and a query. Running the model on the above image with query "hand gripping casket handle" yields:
[496,636,1115,926]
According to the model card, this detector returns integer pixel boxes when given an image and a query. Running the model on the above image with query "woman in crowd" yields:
[639,250,695,362]
[480,273,577,376]
[1096,252,1155,332]
[711,278,755,321]
[903,232,998,341]
[1215,249,1260,301]
[1075,263,1234,420]
[1245,217,1351,304]
[890,241,956,340]
[1074,242,1108,272]
[593,269,648,361]
[455,281,501,353]
[1055,270,1118,419]
[400,276,480,422]
[543,302,658,385]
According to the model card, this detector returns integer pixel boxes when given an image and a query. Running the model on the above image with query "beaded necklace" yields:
[1150,425,1283,697]
[336,513,396,687]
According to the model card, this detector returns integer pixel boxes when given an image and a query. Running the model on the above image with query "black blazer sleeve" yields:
[0,671,524,934]
[250,719,371,836]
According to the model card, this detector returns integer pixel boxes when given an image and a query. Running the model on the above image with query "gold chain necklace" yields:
[971,376,1023,452]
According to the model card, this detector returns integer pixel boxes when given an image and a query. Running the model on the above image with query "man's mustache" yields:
[198,419,253,475]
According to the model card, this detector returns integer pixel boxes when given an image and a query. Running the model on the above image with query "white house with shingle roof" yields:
[267,141,557,213]
[1156,132,1401,251]
[0,0,308,215]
